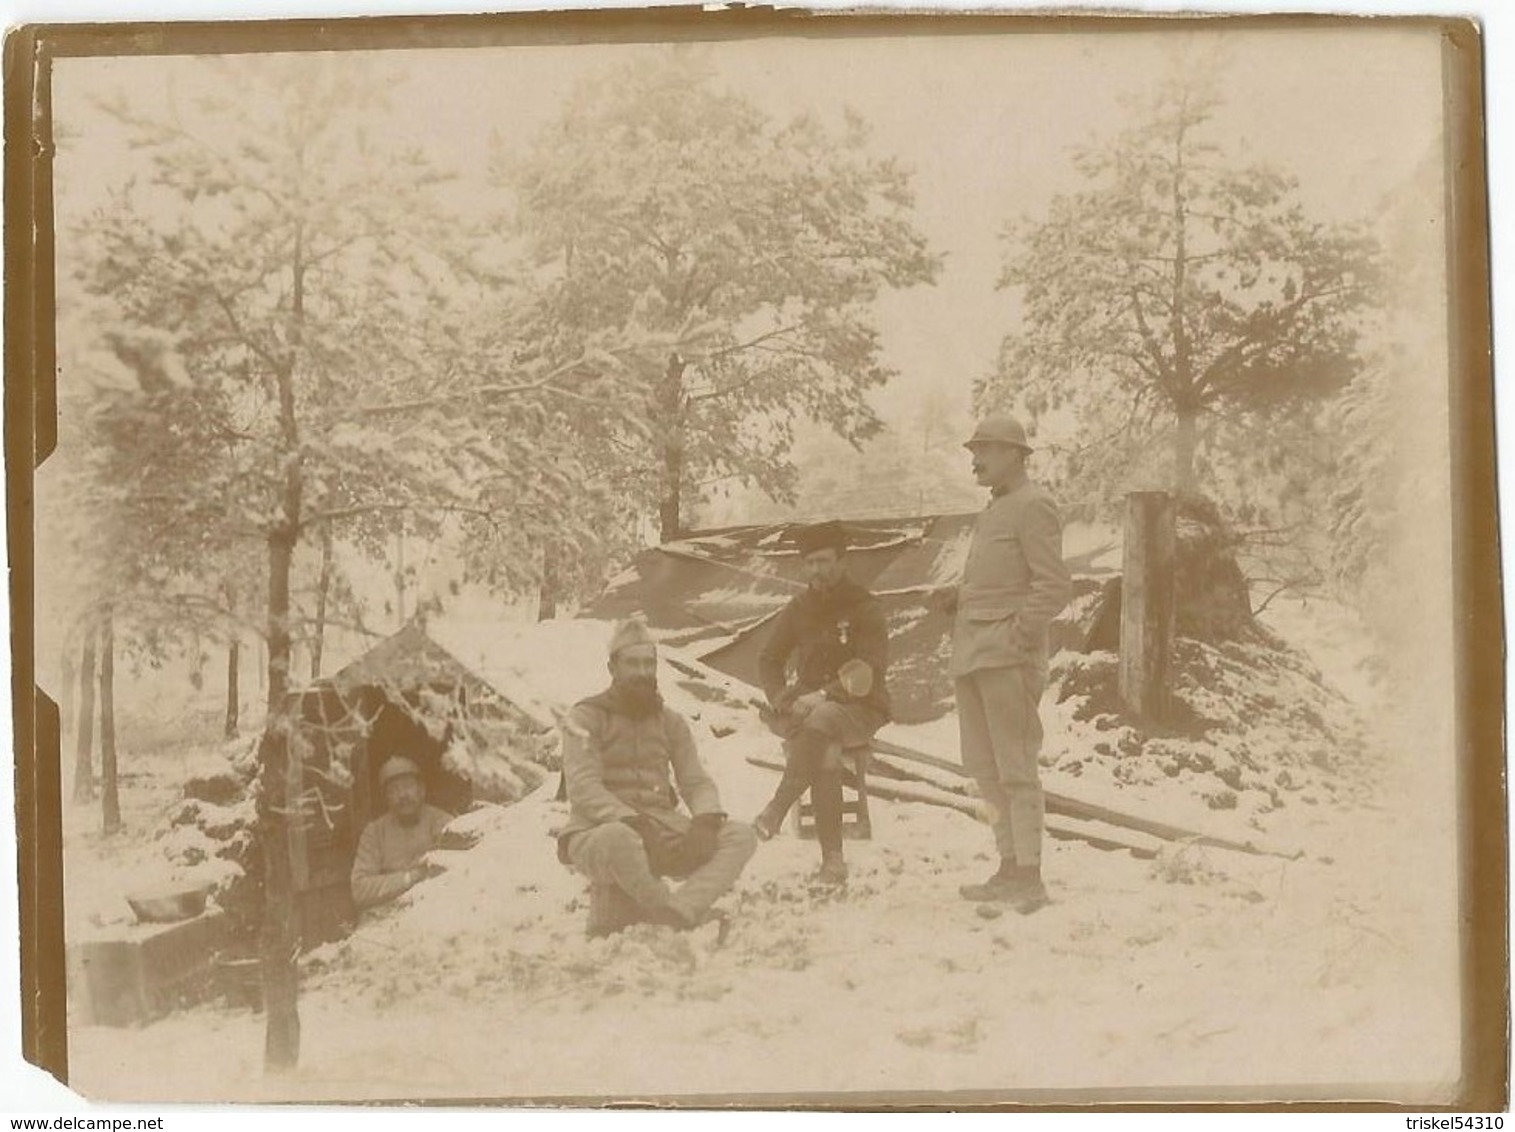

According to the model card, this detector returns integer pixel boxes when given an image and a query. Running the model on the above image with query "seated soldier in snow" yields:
[752,520,891,885]
[557,619,757,938]
[350,756,452,911]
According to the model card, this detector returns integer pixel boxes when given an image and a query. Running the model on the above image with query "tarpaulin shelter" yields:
[585,514,1122,723]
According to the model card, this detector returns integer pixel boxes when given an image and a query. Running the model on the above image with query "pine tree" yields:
[982,68,1382,517]
[67,54,676,1070]
[503,49,941,541]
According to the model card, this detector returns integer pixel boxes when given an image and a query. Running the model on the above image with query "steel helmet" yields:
[378,756,422,789]
[964,415,1033,452]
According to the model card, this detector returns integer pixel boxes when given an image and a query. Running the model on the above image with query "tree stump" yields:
[1119,492,1178,722]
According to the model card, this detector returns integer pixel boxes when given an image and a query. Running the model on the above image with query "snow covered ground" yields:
[62,603,1464,1106]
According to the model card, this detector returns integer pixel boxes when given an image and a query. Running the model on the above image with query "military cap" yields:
[379,756,422,789]
[608,617,655,658]
[794,520,849,557]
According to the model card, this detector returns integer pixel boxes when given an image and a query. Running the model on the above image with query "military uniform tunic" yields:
[951,476,1072,868]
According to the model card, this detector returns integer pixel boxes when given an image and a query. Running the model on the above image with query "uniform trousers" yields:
[566,819,756,925]
[954,664,1046,868]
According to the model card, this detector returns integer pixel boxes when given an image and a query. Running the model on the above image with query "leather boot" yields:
[960,861,1048,912]
[585,883,643,938]
[755,732,824,839]
[812,771,848,885]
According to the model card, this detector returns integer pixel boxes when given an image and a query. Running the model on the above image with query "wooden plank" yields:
[870,735,967,776]
[696,643,1302,861]
[747,755,1162,859]
[867,734,1301,860]
[869,750,973,795]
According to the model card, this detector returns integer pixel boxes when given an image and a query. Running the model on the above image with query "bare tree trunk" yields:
[100,606,121,835]
[60,648,75,740]
[260,223,306,1075]
[537,541,558,621]
[657,353,687,543]
[394,529,407,628]
[260,526,301,1074]
[1173,408,1199,494]
[225,639,240,739]
[310,522,332,679]
[71,626,97,805]
[1168,106,1198,499]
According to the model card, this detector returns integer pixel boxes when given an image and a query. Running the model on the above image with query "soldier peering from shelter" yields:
[349,756,451,911]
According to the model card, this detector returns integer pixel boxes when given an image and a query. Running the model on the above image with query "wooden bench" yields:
[793,745,872,841]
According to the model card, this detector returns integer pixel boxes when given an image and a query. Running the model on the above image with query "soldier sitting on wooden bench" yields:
[753,520,892,885]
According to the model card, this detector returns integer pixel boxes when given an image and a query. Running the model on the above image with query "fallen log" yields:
[673,650,1304,862]
[869,735,1302,861]
[746,755,1162,860]
[869,749,973,796]
[870,736,969,777]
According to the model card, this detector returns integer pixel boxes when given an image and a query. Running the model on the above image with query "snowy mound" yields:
[1046,625,1374,826]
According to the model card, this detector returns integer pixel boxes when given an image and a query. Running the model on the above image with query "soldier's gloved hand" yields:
[791,691,826,717]
[680,813,725,872]
[621,813,657,853]
[623,814,683,876]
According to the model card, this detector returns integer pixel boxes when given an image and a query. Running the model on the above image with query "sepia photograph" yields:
[5,6,1503,1111]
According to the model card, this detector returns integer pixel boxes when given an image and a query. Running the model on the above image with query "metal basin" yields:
[126,885,210,924]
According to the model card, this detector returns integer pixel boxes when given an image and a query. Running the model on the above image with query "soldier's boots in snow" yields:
[586,882,645,938]
[587,882,732,940]
[812,770,848,885]
[959,860,1048,913]
[753,729,831,840]
[752,734,851,885]
[816,851,849,886]
[752,805,785,842]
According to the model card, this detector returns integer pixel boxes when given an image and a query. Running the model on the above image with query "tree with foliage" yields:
[71,54,669,1073]
[503,49,941,541]
[980,71,1382,513]
[1326,148,1447,632]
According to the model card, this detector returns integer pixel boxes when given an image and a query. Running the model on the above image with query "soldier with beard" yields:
[753,521,891,885]
[557,619,757,938]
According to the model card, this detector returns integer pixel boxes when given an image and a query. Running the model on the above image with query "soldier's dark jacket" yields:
[758,578,891,720]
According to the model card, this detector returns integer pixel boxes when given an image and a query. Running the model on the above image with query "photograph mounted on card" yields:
[4,9,1501,1111]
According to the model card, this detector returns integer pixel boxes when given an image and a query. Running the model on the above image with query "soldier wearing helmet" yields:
[350,755,453,910]
[939,415,1072,913]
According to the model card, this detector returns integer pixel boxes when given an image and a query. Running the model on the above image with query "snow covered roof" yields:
[586,513,1121,723]
[313,514,1121,728]
[320,622,493,699]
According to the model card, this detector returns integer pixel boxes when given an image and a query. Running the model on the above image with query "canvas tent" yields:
[282,621,554,941]
[585,514,1122,723]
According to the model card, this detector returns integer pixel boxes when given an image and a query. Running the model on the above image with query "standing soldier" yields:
[942,417,1072,913]
[754,521,891,885]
